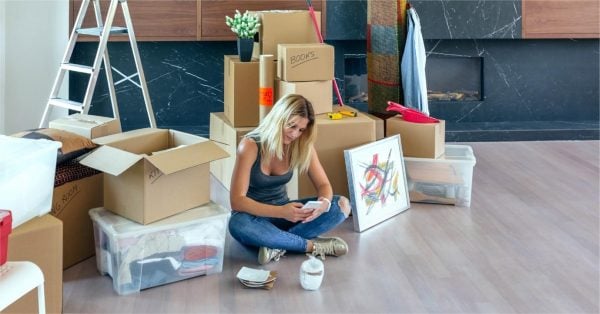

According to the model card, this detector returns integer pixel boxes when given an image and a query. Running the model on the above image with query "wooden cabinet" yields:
[70,0,199,41]
[522,0,599,38]
[70,0,324,41]
[199,0,324,40]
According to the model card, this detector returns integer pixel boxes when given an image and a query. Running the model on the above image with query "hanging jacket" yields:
[401,7,430,115]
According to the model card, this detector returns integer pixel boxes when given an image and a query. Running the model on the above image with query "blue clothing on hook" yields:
[401,7,429,115]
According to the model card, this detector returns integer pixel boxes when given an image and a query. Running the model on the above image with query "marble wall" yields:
[70,0,599,141]
[414,0,522,39]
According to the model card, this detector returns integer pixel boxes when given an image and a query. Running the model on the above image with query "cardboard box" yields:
[80,128,229,224]
[90,203,229,295]
[287,108,377,199]
[277,43,334,82]
[404,145,476,207]
[49,113,121,139]
[209,112,253,190]
[224,55,260,127]
[252,10,321,59]
[277,80,332,115]
[386,116,445,158]
[51,173,102,269]
[362,111,385,140]
[0,135,61,228]
[5,214,63,314]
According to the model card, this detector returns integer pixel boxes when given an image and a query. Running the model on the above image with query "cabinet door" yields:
[200,0,324,40]
[523,0,599,38]
[70,0,198,41]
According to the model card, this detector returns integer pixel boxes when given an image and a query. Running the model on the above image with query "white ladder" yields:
[39,0,156,128]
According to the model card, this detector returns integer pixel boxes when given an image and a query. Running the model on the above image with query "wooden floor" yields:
[62,141,599,313]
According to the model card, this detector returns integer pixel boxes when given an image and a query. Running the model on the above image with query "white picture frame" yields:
[344,135,410,232]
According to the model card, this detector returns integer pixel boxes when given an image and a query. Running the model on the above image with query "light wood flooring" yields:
[62,141,600,313]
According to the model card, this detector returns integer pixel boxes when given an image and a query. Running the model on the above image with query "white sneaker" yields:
[258,247,286,265]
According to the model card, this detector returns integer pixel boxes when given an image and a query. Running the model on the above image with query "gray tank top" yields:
[246,139,293,205]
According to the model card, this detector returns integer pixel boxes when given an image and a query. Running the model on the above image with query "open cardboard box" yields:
[81,128,228,224]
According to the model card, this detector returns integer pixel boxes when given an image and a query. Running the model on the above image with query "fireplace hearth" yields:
[426,55,482,102]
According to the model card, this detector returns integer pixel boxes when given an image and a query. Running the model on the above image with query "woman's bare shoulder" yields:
[237,137,258,156]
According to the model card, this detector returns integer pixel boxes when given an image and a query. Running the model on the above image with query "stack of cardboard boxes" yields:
[76,128,231,295]
[211,10,379,200]
[277,43,334,115]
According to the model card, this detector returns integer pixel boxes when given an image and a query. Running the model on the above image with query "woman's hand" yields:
[282,202,312,222]
[302,200,330,223]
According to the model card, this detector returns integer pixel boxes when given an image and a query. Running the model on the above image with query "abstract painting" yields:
[344,135,410,232]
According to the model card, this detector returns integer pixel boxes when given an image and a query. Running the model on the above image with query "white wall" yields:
[0,0,6,134]
[1,0,68,135]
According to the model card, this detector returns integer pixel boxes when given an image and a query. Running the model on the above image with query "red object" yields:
[0,210,12,266]
[305,0,344,106]
[386,101,440,123]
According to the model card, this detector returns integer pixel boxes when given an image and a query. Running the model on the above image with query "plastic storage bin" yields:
[404,144,476,207]
[90,202,230,295]
[0,136,61,228]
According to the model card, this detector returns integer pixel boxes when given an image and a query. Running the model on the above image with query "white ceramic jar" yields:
[299,255,324,290]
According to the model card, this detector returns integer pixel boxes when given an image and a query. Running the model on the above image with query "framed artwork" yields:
[344,135,410,232]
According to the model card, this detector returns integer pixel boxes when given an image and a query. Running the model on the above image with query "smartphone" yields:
[302,201,323,211]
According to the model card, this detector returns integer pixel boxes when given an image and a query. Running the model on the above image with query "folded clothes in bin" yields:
[404,145,476,207]
[128,245,222,290]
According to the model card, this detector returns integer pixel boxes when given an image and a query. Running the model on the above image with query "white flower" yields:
[225,10,260,39]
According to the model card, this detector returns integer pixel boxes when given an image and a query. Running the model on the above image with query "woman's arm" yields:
[304,147,334,222]
[229,138,308,222]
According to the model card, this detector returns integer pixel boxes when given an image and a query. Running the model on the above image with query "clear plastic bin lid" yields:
[405,144,476,165]
[89,202,229,237]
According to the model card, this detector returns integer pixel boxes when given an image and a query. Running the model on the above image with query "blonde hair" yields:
[245,94,316,173]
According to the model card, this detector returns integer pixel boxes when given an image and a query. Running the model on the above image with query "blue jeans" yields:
[228,195,347,252]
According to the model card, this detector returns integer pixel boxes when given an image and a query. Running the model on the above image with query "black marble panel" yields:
[324,0,521,40]
[427,39,599,124]
[326,0,367,40]
[70,41,237,135]
[412,0,522,39]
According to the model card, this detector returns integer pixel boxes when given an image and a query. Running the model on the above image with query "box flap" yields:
[145,141,229,175]
[92,128,164,146]
[80,145,143,176]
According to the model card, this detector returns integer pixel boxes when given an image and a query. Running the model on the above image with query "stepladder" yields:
[39,0,156,128]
